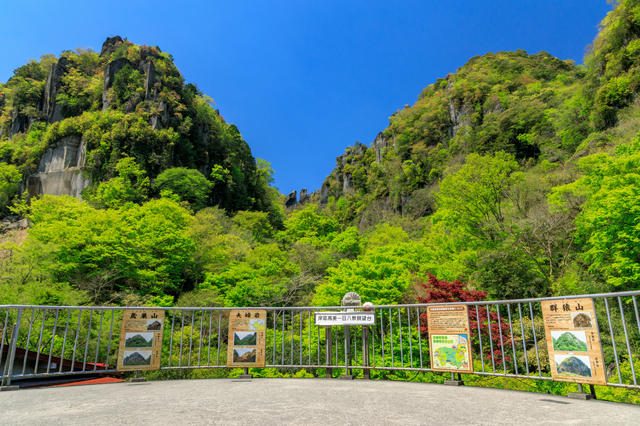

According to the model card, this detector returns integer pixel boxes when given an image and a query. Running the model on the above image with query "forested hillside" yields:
[2,1,640,310]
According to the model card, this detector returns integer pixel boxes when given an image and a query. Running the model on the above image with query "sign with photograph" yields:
[117,309,165,371]
[315,312,375,326]
[427,305,473,373]
[541,298,606,385]
[226,310,267,368]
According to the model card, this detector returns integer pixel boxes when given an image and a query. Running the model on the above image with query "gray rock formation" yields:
[151,100,169,130]
[102,57,132,111]
[320,182,330,204]
[343,173,352,192]
[24,135,90,200]
[286,191,297,209]
[40,56,69,124]
[100,36,123,56]
[299,188,309,204]
[373,132,387,164]
[141,60,158,101]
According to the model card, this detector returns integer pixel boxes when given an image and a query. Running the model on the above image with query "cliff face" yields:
[23,135,90,199]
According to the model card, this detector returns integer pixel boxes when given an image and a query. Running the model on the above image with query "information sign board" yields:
[227,309,267,368]
[427,305,473,373]
[117,309,165,371]
[314,312,375,326]
[541,298,606,385]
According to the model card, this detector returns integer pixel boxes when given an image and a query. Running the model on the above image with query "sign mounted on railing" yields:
[315,312,375,326]
[427,305,473,374]
[541,298,606,385]
[117,309,165,371]
[227,309,267,368]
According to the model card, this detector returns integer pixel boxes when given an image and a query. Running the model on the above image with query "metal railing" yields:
[1,290,639,392]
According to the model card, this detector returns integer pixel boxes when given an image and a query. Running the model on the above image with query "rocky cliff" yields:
[23,135,90,199]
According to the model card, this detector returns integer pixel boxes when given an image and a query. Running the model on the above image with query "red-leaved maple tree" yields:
[415,273,512,363]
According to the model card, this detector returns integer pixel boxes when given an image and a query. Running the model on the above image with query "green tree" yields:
[154,167,213,211]
[84,157,149,209]
[551,136,640,290]
[313,242,424,306]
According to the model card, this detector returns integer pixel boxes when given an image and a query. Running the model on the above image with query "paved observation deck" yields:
[1,378,638,425]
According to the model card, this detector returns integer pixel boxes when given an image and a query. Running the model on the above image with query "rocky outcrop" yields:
[556,356,592,377]
[373,132,387,164]
[24,135,90,200]
[102,57,131,111]
[320,182,330,204]
[151,100,169,130]
[448,99,473,140]
[100,36,123,56]
[40,56,69,124]
[286,191,297,208]
[141,60,158,101]
[343,173,352,192]
[9,110,31,137]
[299,188,309,204]
[1,215,29,232]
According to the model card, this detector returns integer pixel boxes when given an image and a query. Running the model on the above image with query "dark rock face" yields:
[102,57,132,111]
[9,109,30,136]
[320,182,330,204]
[556,356,592,377]
[100,36,123,56]
[573,313,592,328]
[141,60,158,101]
[40,57,69,124]
[139,46,160,63]
[286,191,297,209]
[299,188,309,204]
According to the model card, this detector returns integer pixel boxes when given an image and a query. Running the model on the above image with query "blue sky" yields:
[1,0,612,195]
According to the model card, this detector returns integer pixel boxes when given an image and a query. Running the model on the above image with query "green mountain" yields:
[125,334,153,348]
[0,36,283,224]
[234,332,257,346]
[123,351,152,366]
[552,332,588,352]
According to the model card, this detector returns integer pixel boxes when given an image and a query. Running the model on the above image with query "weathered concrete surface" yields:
[1,378,638,425]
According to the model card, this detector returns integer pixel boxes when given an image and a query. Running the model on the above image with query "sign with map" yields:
[427,305,473,373]
[117,309,165,371]
[541,298,606,385]
[227,309,267,368]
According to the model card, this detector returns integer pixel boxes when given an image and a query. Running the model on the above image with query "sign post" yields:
[426,305,473,385]
[226,309,267,378]
[541,298,606,399]
[117,309,165,380]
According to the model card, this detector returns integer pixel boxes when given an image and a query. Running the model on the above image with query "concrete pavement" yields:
[1,378,638,425]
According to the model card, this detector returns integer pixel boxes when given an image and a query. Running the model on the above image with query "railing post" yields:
[325,327,332,378]
[363,325,370,380]
[1,312,21,391]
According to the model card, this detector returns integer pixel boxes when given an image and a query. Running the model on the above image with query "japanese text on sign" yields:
[314,312,375,326]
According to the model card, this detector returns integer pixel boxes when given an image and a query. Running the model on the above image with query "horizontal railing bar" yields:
[2,290,640,310]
